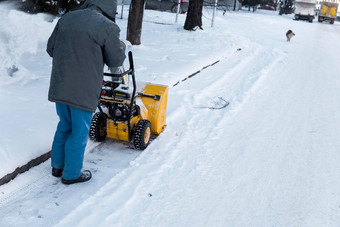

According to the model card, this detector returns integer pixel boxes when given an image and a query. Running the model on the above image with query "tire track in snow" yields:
[155,46,286,214]
[168,43,285,137]
[0,140,141,226]
[120,45,288,225]
[0,140,100,206]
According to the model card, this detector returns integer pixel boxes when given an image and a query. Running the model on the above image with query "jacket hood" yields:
[82,0,117,20]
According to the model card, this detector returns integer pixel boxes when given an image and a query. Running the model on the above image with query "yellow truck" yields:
[318,1,338,24]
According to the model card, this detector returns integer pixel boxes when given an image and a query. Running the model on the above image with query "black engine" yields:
[108,103,130,121]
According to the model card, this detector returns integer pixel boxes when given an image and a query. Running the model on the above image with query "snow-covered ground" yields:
[1,2,340,226]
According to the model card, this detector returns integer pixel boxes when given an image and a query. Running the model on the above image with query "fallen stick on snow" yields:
[0,151,51,186]
[173,48,242,87]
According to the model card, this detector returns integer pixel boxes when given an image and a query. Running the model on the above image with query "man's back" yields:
[47,0,126,112]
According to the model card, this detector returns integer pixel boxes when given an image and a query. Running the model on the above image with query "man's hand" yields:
[121,39,132,48]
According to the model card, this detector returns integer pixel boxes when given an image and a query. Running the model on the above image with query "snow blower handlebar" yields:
[99,51,136,136]
[103,51,134,78]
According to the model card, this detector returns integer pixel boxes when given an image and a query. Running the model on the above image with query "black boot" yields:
[52,168,63,177]
[61,170,92,185]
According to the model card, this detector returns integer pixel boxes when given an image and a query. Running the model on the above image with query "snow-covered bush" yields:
[0,3,55,82]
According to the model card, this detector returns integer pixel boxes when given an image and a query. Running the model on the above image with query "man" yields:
[47,0,126,184]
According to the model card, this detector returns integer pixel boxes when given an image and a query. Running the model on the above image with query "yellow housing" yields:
[107,116,141,141]
[105,83,168,141]
[137,83,169,135]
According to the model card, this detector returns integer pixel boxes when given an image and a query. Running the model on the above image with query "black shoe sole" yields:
[61,170,92,185]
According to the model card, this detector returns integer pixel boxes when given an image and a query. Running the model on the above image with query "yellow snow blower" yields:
[89,51,168,150]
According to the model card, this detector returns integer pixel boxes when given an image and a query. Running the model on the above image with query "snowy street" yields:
[1,2,340,226]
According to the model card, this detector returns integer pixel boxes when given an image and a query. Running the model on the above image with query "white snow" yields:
[1,2,340,226]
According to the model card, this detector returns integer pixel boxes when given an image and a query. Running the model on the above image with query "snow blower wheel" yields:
[89,112,107,142]
[134,119,151,150]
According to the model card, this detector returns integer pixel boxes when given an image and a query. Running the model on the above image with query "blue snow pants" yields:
[51,103,92,180]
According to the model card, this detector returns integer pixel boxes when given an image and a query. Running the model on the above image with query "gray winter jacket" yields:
[47,0,126,112]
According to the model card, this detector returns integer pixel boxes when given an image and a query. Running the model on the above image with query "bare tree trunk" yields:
[126,0,145,45]
[184,0,204,31]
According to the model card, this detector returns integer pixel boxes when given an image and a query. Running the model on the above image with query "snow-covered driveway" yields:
[1,4,340,226]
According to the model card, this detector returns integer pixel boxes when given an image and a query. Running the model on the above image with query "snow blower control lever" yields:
[103,51,135,79]
[137,92,161,101]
